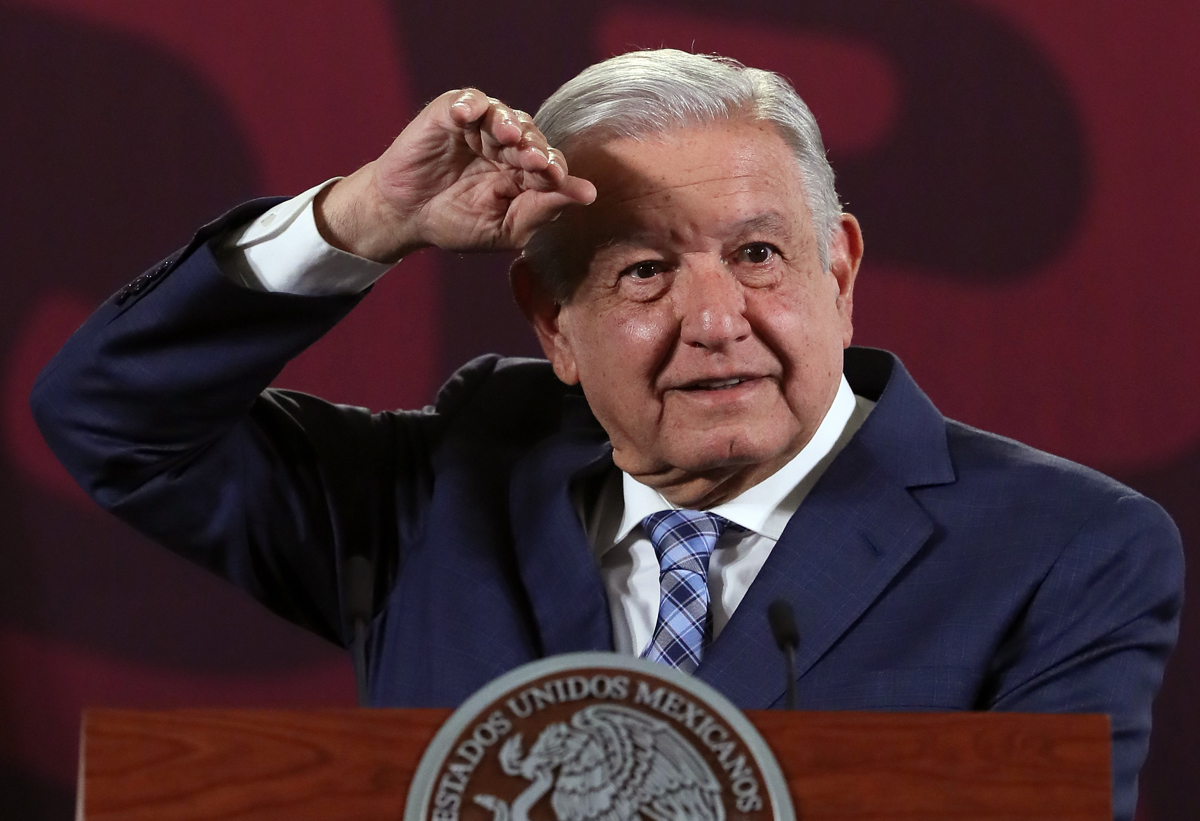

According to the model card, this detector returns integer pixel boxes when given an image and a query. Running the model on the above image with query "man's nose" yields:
[674,256,752,349]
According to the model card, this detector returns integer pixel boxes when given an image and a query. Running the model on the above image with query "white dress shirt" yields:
[218,179,391,295]
[218,182,876,656]
[583,379,872,653]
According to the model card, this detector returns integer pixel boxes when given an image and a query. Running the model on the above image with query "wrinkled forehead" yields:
[568,117,790,185]
[564,122,811,240]
[524,120,814,301]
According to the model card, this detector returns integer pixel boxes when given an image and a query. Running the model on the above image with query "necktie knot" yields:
[643,509,727,574]
[640,509,730,673]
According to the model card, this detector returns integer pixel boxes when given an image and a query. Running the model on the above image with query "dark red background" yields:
[2,1,1196,817]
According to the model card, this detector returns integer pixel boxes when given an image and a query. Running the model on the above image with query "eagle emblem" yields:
[473,704,725,821]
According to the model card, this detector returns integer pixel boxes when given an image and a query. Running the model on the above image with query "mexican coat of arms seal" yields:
[404,653,795,821]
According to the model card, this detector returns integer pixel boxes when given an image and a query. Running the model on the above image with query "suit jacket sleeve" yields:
[983,490,1183,821]
[29,199,449,647]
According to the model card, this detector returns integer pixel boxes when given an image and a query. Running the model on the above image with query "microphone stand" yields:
[767,599,799,710]
[343,555,374,707]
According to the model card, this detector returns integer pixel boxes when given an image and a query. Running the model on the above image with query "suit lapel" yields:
[698,349,956,708]
[504,348,954,702]
[508,396,616,657]
[697,438,935,707]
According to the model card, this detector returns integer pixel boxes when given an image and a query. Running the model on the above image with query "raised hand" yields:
[315,89,596,263]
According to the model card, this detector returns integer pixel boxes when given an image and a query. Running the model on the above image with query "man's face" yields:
[517,119,862,506]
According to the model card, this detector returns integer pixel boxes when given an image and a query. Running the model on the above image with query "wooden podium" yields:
[78,708,1110,819]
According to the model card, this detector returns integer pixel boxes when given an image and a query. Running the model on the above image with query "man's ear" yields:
[828,213,864,349]
[510,256,580,385]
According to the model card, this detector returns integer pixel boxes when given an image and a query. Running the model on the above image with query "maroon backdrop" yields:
[2,1,1196,818]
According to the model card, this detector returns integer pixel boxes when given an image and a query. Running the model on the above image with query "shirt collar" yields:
[612,375,861,544]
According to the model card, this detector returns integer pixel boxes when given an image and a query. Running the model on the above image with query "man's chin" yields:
[674,429,798,471]
[610,422,802,493]
[642,438,798,498]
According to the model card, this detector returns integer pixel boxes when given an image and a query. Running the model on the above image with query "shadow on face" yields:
[513,119,862,506]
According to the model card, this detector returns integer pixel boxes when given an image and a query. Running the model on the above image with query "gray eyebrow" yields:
[728,211,794,237]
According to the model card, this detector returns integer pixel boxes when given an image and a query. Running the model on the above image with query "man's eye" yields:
[623,261,665,280]
[736,243,777,264]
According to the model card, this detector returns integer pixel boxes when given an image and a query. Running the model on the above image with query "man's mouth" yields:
[682,377,755,391]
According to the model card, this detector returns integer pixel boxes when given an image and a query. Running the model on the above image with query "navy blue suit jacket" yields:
[31,201,1183,820]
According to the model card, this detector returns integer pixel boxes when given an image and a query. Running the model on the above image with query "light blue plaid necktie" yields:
[641,510,730,673]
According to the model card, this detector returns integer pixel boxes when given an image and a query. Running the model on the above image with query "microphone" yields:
[343,554,374,707]
[767,599,799,710]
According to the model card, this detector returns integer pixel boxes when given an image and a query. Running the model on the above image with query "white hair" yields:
[527,48,843,300]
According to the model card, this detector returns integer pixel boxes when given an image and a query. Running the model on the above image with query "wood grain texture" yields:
[755,711,1110,819]
[80,709,1110,820]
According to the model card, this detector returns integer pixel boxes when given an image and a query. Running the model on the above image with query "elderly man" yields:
[31,51,1180,819]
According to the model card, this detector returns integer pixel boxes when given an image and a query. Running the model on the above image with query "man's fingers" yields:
[446,88,491,128]
[439,88,492,157]
[510,189,595,244]
[509,110,554,170]
[479,103,570,177]
[401,87,593,249]
[444,89,527,156]
[542,148,571,186]
[557,174,597,205]
[520,148,598,200]
[443,91,570,184]
[479,100,525,151]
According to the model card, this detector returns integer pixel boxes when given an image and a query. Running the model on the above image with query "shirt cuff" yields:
[217,178,393,296]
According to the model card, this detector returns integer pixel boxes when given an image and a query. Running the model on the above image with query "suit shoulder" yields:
[429,355,576,439]
[941,419,1176,532]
